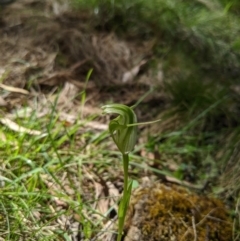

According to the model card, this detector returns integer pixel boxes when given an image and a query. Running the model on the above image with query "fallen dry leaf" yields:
[94,182,110,216]
[0,117,42,135]
[0,131,7,142]
[0,96,7,107]
[0,83,29,95]
[122,60,147,83]
[57,82,78,106]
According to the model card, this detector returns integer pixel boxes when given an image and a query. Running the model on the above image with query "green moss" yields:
[124,183,232,241]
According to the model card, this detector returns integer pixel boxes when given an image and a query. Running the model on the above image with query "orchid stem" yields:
[117,153,130,241]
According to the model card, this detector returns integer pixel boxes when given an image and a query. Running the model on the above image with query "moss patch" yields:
[124,182,232,241]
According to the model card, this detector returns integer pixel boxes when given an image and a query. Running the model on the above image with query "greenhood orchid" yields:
[102,104,137,155]
[102,103,160,241]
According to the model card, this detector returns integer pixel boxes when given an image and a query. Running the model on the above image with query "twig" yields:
[192,216,197,241]
[180,208,228,240]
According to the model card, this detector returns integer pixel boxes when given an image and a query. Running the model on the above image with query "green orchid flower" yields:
[102,104,137,154]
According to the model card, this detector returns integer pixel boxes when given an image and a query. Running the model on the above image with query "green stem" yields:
[117,153,130,241]
[122,153,129,204]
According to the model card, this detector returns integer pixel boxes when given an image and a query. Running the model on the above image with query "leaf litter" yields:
[0,1,235,240]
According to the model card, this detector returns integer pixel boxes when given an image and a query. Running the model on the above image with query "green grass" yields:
[1,0,240,239]
[1,103,238,240]
[0,104,113,240]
